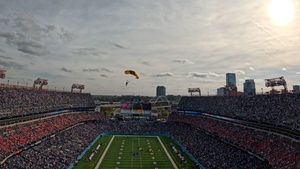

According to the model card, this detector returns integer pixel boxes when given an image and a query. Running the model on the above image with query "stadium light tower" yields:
[265,76,288,94]
[0,69,6,79]
[33,78,48,90]
[188,88,201,96]
[71,84,85,93]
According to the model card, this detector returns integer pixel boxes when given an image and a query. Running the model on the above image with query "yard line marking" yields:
[95,135,115,169]
[157,136,178,169]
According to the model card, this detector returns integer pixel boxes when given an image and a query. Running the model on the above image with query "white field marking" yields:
[118,156,121,159]
[152,157,155,160]
[119,152,122,155]
[117,161,120,165]
[157,136,178,169]
[120,149,123,151]
[95,135,115,169]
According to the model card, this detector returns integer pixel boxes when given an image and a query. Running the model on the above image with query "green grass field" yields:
[98,135,176,169]
[73,134,198,169]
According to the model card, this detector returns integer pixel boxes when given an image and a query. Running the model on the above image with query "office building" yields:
[226,73,236,86]
[293,85,300,92]
[244,79,256,95]
[156,86,166,96]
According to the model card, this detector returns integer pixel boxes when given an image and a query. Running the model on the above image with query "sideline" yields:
[94,135,115,169]
[157,136,178,169]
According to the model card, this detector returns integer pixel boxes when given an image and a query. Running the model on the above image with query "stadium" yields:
[0,78,299,169]
[1,0,300,168]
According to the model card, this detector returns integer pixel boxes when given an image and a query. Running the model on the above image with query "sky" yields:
[0,0,300,96]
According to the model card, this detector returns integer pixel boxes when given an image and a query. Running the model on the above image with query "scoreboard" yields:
[120,102,151,115]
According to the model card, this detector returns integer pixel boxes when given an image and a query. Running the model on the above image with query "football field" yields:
[95,135,178,169]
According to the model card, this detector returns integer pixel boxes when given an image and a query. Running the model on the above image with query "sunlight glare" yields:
[268,0,294,26]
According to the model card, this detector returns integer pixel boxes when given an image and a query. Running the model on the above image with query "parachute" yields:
[124,70,139,79]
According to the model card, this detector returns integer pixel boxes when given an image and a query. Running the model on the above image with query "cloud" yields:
[188,72,221,78]
[58,27,74,43]
[238,77,251,82]
[43,25,55,33]
[69,47,105,57]
[83,67,113,73]
[101,67,113,73]
[110,41,127,49]
[13,14,42,40]
[249,67,255,71]
[0,17,9,25]
[86,77,95,80]
[173,59,194,64]
[139,72,146,76]
[0,59,26,70]
[235,70,245,74]
[0,55,13,60]
[61,67,72,73]
[282,67,287,71]
[138,59,151,66]
[100,74,108,77]
[151,72,173,77]
[296,72,300,75]
[0,48,5,52]
[17,41,47,56]
[83,68,100,72]
[0,32,47,56]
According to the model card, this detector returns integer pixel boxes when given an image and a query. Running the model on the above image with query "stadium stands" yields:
[178,94,300,130]
[0,87,95,119]
[0,87,298,169]
[168,114,300,169]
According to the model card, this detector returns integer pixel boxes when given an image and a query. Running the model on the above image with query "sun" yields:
[268,0,294,26]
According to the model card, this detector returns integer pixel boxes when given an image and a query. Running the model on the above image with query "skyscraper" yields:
[156,86,166,96]
[244,79,256,95]
[293,85,300,92]
[226,73,236,86]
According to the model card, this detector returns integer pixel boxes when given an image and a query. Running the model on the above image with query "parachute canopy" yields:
[124,70,139,79]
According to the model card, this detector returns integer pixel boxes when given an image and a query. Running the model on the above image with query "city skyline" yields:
[0,0,300,96]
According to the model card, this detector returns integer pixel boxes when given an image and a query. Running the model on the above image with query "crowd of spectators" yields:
[1,122,108,169]
[168,114,300,169]
[0,112,104,160]
[178,94,300,130]
[2,119,273,169]
[1,87,299,169]
[0,87,95,119]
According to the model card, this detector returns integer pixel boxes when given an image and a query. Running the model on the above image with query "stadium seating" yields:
[178,94,300,130]
[1,87,299,169]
